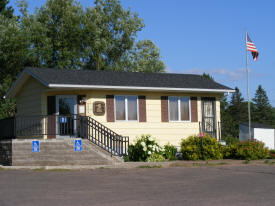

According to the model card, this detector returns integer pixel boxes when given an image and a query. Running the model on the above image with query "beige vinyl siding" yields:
[84,90,221,146]
[16,77,47,116]
[42,89,221,145]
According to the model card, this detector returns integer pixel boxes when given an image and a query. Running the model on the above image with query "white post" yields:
[246,32,252,139]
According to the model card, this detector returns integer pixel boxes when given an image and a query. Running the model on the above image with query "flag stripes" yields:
[246,34,259,61]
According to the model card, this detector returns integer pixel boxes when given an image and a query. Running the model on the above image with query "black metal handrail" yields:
[79,116,129,157]
[0,115,129,157]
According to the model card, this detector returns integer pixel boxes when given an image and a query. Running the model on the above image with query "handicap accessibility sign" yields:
[75,139,82,152]
[32,141,39,152]
[60,117,67,123]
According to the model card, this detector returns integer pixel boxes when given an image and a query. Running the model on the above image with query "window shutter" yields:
[47,96,56,115]
[161,96,168,122]
[138,96,146,122]
[106,95,115,122]
[191,97,198,122]
[47,96,56,139]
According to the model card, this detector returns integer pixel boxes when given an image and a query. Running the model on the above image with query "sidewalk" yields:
[1,159,274,170]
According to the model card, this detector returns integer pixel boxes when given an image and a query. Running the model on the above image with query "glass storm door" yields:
[201,97,216,137]
[56,95,77,137]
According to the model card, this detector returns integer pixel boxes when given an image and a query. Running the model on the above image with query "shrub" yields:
[269,149,275,159]
[222,136,240,146]
[235,140,269,160]
[146,153,165,162]
[128,134,163,162]
[222,136,239,159]
[180,133,223,160]
[163,143,178,160]
[223,144,238,159]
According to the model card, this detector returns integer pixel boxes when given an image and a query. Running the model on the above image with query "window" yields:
[115,96,138,121]
[168,96,190,121]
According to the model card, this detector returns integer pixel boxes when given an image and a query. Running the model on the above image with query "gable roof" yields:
[6,67,234,98]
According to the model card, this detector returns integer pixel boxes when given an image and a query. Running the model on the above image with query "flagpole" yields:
[246,31,252,139]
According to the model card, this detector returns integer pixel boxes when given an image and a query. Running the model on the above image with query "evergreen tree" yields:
[202,73,214,81]
[252,85,273,125]
[226,87,247,137]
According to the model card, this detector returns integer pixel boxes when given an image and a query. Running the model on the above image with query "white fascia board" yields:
[48,84,235,93]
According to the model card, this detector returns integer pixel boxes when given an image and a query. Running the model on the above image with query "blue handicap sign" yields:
[32,141,39,152]
[75,139,82,152]
[60,117,67,123]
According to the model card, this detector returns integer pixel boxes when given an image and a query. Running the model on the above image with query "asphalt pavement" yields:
[0,165,275,206]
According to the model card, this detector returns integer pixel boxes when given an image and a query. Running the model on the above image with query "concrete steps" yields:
[0,139,123,166]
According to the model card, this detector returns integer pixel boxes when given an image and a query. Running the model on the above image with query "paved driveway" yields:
[0,165,275,206]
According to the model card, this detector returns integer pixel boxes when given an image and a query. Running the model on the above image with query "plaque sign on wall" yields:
[93,101,105,116]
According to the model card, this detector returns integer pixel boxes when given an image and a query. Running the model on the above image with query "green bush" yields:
[163,143,178,160]
[222,136,240,146]
[223,144,238,159]
[222,136,239,159]
[128,134,163,162]
[180,133,223,160]
[146,153,165,162]
[269,149,275,159]
[234,140,269,160]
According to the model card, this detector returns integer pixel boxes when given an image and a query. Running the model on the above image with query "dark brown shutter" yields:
[191,97,198,122]
[106,95,115,122]
[47,96,56,139]
[138,96,146,122]
[161,96,168,122]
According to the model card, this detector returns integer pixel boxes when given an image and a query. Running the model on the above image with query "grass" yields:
[264,160,275,165]
[139,165,162,169]
[243,160,250,164]
[264,160,270,164]
[169,162,188,167]
[0,167,5,171]
[192,162,228,167]
[33,168,72,172]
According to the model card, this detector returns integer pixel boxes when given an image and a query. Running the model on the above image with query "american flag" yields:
[246,34,259,61]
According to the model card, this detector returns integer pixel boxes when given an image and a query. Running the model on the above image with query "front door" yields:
[56,95,77,138]
[201,97,216,137]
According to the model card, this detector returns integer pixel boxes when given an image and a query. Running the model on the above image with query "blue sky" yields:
[9,0,275,105]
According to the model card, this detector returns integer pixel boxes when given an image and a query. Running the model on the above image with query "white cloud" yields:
[168,67,264,83]
[211,68,246,81]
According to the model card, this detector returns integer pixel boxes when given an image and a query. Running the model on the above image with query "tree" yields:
[0,2,21,118]
[125,40,165,72]
[0,0,14,18]
[252,85,273,125]
[0,0,165,118]
[18,0,146,71]
[202,73,214,81]
[222,87,247,138]
[82,0,145,71]
[272,107,275,128]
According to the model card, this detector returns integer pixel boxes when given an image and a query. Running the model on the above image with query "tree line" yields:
[0,0,274,137]
[0,0,165,118]
[202,73,275,138]
[221,85,275,138]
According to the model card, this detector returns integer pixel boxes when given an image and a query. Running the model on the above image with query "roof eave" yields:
[48,84,235,93]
